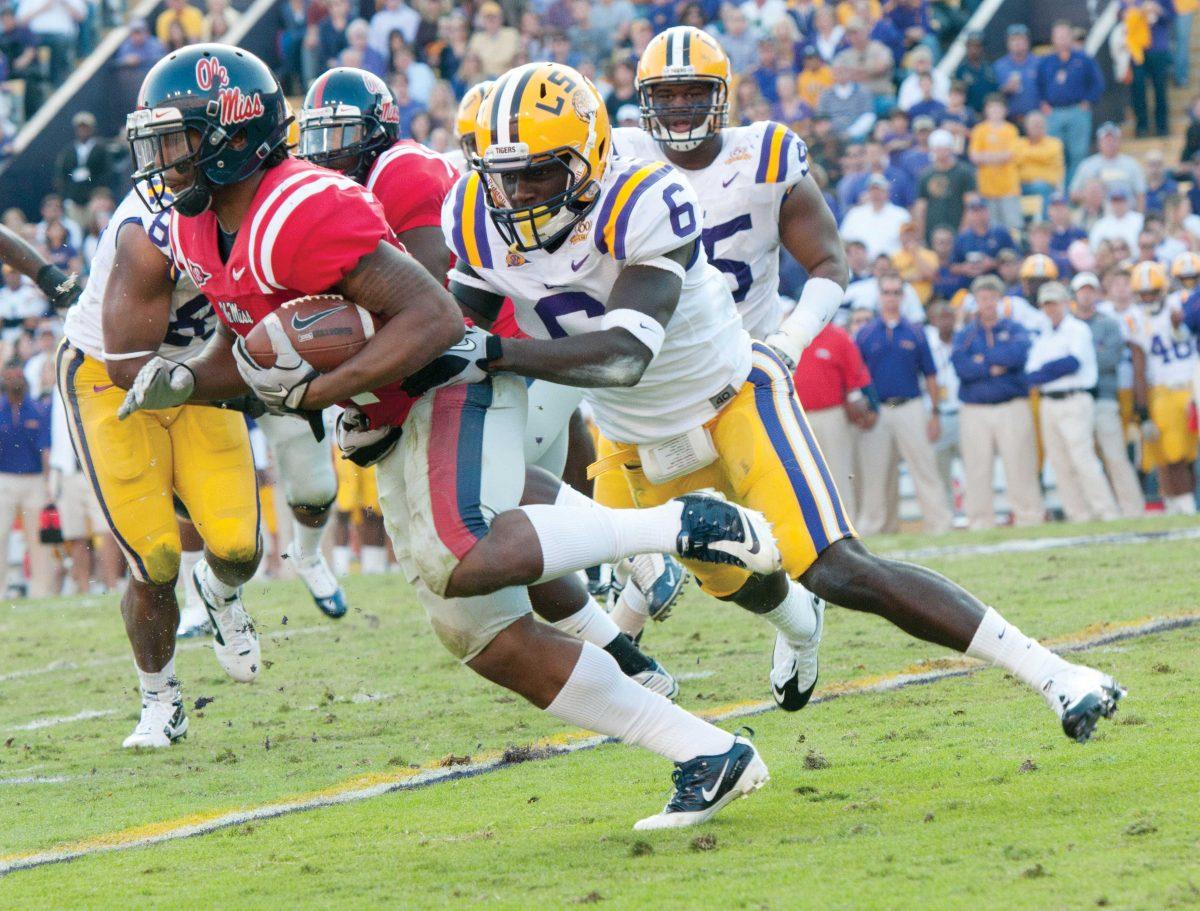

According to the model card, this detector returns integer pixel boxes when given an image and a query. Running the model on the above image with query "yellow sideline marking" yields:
[2,610,1197,877]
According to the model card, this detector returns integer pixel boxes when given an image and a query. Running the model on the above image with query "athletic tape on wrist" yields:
[600,308,666,358]
[638,255,686,281]
[778,276,844,351]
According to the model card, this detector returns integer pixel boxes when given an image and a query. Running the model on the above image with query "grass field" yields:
[2,517,1199,909]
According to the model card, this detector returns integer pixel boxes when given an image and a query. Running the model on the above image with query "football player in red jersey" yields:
[297,65,684,699]
[120,45,786,829]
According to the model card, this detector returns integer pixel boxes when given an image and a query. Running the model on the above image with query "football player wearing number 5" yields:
[56,182,263,749]
[1129,261,1198,516]
[439,61,1127,793]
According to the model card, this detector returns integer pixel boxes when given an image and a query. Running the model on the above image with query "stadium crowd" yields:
[3,0,1200,598]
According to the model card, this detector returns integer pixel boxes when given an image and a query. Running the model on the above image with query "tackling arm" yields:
[484,242,691,388]
[0,224,81,309]
[396,225,452,285]
[101,223,178,389]
[767,178,849,367]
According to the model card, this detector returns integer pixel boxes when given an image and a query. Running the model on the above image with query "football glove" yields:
[764,331,799,372]
[117,356,196,419]
[401,324,498,397]
[336,406,402,467]
[232,316,319,414]
[36,264,81,310]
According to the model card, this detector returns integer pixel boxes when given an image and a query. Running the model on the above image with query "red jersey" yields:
[168,157,419,427]
[793,323,871,412]
[365,140,459,236]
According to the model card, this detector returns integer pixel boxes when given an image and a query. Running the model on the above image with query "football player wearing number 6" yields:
[56,181,264,750]
[438,60,1127,791]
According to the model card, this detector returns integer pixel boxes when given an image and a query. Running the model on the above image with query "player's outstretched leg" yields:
[466,613,768,829]
[176,520,210,638]
[802,539,1125,742]
[285,504,347,619]
[121,578,188,749]
[192,549,262,684]
[529,573,678,698]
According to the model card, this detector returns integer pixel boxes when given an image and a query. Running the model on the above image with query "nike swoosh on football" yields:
[722,175,738,187]
[92,383,115,393]
[291,306,347,331]
[700,759,730,802]
[571,257,588,271]
[232,267,245,281]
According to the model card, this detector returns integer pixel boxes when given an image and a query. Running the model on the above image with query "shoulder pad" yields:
[593,160,676,260]
[752,121,809,186]
[443,172,496,270]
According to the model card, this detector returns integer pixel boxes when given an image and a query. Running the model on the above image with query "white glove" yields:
[335,406,401,467]
[1141,419,1161,444]
[764,330,801,372]
[117,356,195,419]
[232,316,319,413]
[400,324,496,396]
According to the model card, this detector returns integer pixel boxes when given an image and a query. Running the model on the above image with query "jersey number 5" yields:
[701,214,753,303]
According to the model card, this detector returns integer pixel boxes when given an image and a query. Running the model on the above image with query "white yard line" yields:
[883,525,1200,561]
[7,710,117,732]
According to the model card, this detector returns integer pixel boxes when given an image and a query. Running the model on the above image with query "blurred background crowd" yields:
[3,0,1200,598]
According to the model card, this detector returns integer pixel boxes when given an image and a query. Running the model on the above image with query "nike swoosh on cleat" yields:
[291,305,347,331]
[700,759,730,802]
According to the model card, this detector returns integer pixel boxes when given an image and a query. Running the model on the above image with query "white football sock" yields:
[550,597,620,647]
[610,582,650,639]
[290,518,326,562]
[966,607,1070,692]
[520,501,683,581]
[763,580,820,651]
[554,482,598,510]
[136,655,178,693]
[361,545,388,575]
[178,549,201,589]
[200,559,239,601]
[1169,494,1197,516]
[332,545,352,577]
[545,642,733,762]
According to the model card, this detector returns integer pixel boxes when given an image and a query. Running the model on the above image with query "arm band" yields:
[636,254,687,281]
[601,308,666,358]
[101,349,157,360]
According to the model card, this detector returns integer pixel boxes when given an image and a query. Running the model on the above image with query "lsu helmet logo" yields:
[571,87,598,122]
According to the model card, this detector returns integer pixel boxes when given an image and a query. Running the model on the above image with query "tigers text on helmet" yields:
[455,79,494,163]
[127,44,289,217]
[636,26,730,152]
[298,67,400,181]
[474,62,609,252]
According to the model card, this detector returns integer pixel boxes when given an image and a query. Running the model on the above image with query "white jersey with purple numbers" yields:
[441,156,751,444]
[1131,303,1198,388]
[612,121,809,341]
[63,185,213,362]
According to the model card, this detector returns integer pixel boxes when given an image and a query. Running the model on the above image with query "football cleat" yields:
[1042,665,1126,743]
[192,562,261,683]
[123,689,188,749]
[285,545,348,619]
[632,657,679,700]
[634,735,769,830]
[672,491,780,576]
[770,594,824,712]
[616,553,688,623]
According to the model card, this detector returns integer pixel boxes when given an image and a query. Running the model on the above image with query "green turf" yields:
[2,518,1198,908]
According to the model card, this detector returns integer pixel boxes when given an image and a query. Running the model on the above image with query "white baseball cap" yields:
[929,129,955,150]
[1070,271,1100,291]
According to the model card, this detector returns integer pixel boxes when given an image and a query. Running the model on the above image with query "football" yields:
[243,294,379,372]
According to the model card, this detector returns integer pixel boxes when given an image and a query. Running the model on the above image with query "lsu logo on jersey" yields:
[505,251,527,267]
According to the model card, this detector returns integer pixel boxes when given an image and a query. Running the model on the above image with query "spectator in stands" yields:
[641,0,677,34]
[1028,221,1071,277]
[931,226,967,300]
[1089,187,1145,250]
[841,173,911,259]
[1174,0,1195,86]
[567,0,611,67]
[0,356,51,598]
[1071,271,1146,517]
[834,16,893,103]
[15,0,83,86]
[154,0,203,46]
[388,71,425,136]
[435,13,469,82]
[53,111,110,224]
[711,6,759,73]
[115,17,164,73]
[0,265,45,340]
[807,6,845,64]
[1181,94,1200,161]
[898,115,935,179]
[792,321,874,520]
[203,0,240,41]
[369,0,417,58]
[855,272,952,535]
[740,0,786,32]
[1026,281,1121,522]
[773,72,812,129]
[797,45,833,109]
[897,45,948,112]
[163,19,189,53]
[818,62,875,140]
[36,193,80,249]
[954,31,996,114]
[939,80,976,130]
[1038,19,1105,183]
[468,1,519,77]
[748,37,787,104]
[277,0,309,91]
[306,0,350,80]
[969,94,1022,231]
[1142,149,1178,215]
[892,221,939,305]
[340,19,386,77]
[1,4,42,116]
[1070,122,1147,205]
[605,60,637,121]
[916,128,974,242]
[1047,193,1087,253]
[952,274,1043,528]
[1014,111,1065,217]
[993,24,1040,122]
[925,300,961,504]
[591,0,635,47]
[952,196,1015,283]
[1125,0,1175,138]
[904,73,947,122]
[845,252,927,320]
[391,38,434,103]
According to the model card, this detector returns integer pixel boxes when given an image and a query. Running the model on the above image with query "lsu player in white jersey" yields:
[435,62,1127,802]
[57,184,263,748]
[1129,261,1198,515]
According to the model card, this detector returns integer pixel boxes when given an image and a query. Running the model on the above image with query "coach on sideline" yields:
[855,274,952,535]
[1026,282,1120,523]
[1071,272,1145,517]
[952,275,1044,529]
